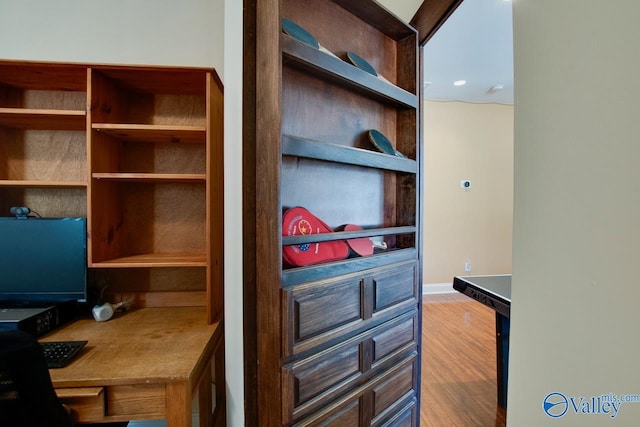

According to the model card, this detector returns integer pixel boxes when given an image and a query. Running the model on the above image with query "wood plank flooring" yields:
[421,293,507,426]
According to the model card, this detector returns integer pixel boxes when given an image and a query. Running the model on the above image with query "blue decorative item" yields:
[282,19,319,49]
[368,130,406,158]
[347,51,378,76]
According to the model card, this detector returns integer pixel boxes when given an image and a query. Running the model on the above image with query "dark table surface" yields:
[453,274,511,317]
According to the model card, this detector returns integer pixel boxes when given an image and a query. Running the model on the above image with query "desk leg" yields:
[198,361,213,427]
[166,382,191,427]
[496,313,510,409]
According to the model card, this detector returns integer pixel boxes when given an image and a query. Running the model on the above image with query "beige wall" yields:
[423,100,513,286]
[509,1,640,425]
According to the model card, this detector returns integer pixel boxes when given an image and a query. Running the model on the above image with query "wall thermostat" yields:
[461,180,472,189]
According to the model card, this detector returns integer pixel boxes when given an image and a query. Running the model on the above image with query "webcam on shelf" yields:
[10,206,31,219]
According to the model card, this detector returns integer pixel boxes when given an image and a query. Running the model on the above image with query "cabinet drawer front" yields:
[286,342,362,410]
[293,398,361,427]
[376,398,417,427]
[284,261,418,356]
[107,384,165,418]
[373,265,417,315]
[372,360,416,420]
[56,387,105,422]
[291,275,364,343]
[284,310,418,423]
[284,272,365,356]
[372,314,418,367]
[292,353,418,426]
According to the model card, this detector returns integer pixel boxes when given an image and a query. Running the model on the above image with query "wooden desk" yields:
[40,307,224,426]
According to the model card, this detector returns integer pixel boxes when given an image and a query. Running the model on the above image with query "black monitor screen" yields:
[0,217,87,303]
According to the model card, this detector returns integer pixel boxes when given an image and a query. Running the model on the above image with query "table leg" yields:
[495,312,510,408]
[166,382,191,427]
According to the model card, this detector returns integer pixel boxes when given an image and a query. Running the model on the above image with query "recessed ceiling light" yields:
[453,80,467,86]
[488,84,504,93]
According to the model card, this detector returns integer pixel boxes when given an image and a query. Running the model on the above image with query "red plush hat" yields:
[282,207,349,267]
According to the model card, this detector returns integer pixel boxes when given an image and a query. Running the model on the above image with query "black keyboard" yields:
[41,340,88,368]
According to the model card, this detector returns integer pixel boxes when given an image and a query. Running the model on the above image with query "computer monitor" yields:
[0,217,88,304]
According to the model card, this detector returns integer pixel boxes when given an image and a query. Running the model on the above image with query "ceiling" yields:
[421,0,514,104]
[376,0,422,23]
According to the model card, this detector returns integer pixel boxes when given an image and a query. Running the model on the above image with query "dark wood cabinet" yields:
[244,1,421,425]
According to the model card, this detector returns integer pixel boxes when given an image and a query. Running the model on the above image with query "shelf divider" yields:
[282,35,417,109]
[0,180,87,188]
[91,173,205,182]
[90,252,207,268]
[92,123,206,144]
[0,108,86,130]
[282,225,416,246]
[282,134,417,173]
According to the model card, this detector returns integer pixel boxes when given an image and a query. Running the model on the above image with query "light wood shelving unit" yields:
[0,58,224,322]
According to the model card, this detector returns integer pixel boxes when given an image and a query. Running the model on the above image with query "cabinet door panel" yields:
[283,342,362,423]
[284,261,418,357]
[373,264,417,315]
[296,343,361,406]
[284,311,418,423]
[293,398,361,427]
[292,352,418,426]
[372,314,417,366]
[372,360,416,419]
[284,274,365,356]
[296,277,364,342]
[376,398,417,427]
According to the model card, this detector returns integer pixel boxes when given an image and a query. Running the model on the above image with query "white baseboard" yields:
[422,283,456,295]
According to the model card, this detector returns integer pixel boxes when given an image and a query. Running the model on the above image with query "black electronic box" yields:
[0,306,61,337]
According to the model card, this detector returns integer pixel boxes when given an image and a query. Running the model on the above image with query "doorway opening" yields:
[419,0,513,424]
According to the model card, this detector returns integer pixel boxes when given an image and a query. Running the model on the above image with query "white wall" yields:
[509,1,640,425]
[0,0,223,73]
[223,0,244,426]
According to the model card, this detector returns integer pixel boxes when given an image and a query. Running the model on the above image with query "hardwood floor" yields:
[421,293,507,426]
